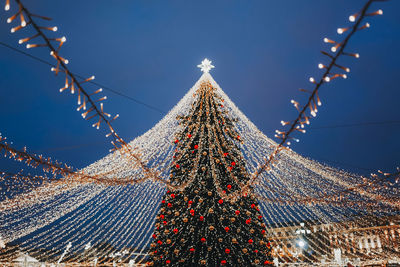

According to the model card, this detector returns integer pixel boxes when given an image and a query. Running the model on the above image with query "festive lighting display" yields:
[245,0,389,197]
[4,0,161,187]
[1,0,399,264]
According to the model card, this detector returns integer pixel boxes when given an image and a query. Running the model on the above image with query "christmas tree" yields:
[147,59,273,266]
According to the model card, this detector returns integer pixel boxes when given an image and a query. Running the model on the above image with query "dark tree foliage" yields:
[147,82,273,266]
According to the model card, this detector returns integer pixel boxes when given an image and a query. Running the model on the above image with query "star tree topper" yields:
[197,58,215,73]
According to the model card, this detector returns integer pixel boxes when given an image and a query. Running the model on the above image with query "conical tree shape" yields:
[147,81,273,266]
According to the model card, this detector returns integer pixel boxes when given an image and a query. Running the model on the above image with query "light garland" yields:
[1,0,399,264]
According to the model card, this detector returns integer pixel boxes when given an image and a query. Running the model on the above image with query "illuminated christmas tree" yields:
[147,59,273,266]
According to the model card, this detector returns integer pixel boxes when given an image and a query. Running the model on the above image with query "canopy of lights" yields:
[0,0,399,264]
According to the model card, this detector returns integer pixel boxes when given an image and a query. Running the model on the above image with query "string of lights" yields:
[4,0,163,186]
[246,0,386,191]
[1,0,399,264]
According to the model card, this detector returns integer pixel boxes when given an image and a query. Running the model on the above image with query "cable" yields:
[0,41,165,114]
[309,120,400,130]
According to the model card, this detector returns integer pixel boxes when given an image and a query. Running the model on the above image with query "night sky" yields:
[0,0,399,178]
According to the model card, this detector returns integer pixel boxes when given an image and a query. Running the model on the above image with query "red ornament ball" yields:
[235,210,240,215]
[201,237,206,243]
[261,229,266,234]
[194,145,198,149]
[174,139,179,144]
[218,199,223,204]
[225,249,230,254]
[221,260,227,265]
[175,164,180,169]
[170,194,175,198]
[190,248,195,253]
[163,220,167,225]
[248,239,253,244]
[251,204,256,208]
[199,216,204,221]
[246,219,251,224]
[166,260,171,264]
[161,200,165,204]
[264,260,273,265]
[173,228,178,234]
[152,234,157,239]
[188,200,193,205]
[227,184,232,190]
[160,214,164,219]
[157,240,162,245]
[187,134,192,138]
[231,162,236,166]
[224,226,230,232]
[167,203,172,208]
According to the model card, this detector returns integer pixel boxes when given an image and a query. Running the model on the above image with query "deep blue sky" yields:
[0,0,399,177]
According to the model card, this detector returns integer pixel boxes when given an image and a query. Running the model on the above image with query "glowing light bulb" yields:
[342,74,347,79]
[7,18,11,23]
[18,39,23,44]
[5,4,10,11]
[355,53,360,58]
[323,38,329,43]
[309,77,315,83]
[366,22,370,28]
[378,9,383,15]
[318,63,324,69]
[64,59,69,64]
[26,44,32,49]
[50,51,54,55]
[331,46,337,53]
[311,110,316,117]
[10,28,15,33]
[349,15,356,22]
[51,67,55,71]
[21,21,26,27]
[61,36,67,42]
[290,100,295,104]
[280,120,285,126]
[52,26,58,32]
[337,28,344,34]
[324,76,330,82]
[345,67,350,73]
